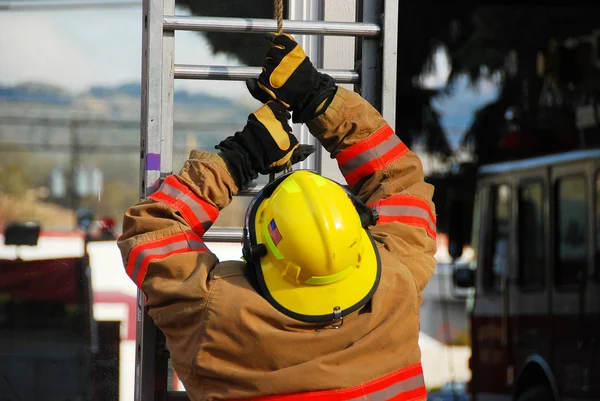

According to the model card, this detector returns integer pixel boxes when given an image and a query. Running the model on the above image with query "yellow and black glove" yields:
[246,34,337,123]
[216,101,315,190]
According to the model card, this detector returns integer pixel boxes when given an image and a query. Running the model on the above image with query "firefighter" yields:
[118,34,437,401]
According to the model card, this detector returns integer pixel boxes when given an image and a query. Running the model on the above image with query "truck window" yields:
[518,181,544,289]
[555,175,587,289]
[484,184,512,291]
[470,189,483,270]
[593,173,600,282]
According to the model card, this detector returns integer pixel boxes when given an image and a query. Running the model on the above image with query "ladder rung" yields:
[203,227,244,243]
[239,185,262,196]
[201,185,263,242]
[163,16,380,37]
[174,65,359,84]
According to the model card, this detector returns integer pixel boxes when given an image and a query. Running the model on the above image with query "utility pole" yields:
[69,120,81,211]
[0,116,239,211]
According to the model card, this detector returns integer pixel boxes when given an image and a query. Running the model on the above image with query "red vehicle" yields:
[452,149,600,401]
[0,223,120,401]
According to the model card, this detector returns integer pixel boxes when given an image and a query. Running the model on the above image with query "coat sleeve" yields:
[117,150,239,378]
[306,87,437,291]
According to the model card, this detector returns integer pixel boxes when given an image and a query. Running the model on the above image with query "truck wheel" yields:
[516,386,554,401]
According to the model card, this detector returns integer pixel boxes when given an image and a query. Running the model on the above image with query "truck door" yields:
[550,165,592,397]
[511,173,552,384]
[471,181,513,397]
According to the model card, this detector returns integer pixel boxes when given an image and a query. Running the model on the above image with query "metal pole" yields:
[0,1,141,11]
[381,0,398,131]
[202,228,245,242]
[69,120,81,210]
[161,0,175,177]
[173,65,358,83]
[356,0,381,111]
[162,16,380,37]
[287,0,324,174]
[0,116,241,131]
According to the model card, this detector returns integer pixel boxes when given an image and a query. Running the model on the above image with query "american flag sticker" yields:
[268,219,283,246]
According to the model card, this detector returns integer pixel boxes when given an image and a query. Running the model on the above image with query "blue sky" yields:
[0,4,246,98]
[0,4,499,148]
[421,49,500,149]
[433,75,500,148]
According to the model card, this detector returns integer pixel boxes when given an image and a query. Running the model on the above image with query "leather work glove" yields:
[216,101,315,190]
[246,33,337,123]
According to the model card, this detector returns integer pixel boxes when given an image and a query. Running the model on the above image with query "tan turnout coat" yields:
[118,87,437,401]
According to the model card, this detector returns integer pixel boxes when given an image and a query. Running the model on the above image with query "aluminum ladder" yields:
[137,1,398,399]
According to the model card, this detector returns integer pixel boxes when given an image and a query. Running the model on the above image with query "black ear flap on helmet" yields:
[242,227,267,262]
[340,185,378,228]
[348,194,379,228]
[242,172,294,263]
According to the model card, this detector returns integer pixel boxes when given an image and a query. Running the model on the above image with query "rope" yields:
[274,0,283,34]
[269,0,284,184]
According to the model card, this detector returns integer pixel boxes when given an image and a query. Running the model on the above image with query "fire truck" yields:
[448,26,600,401]
[452,149,600,401]
[0,221,124,401]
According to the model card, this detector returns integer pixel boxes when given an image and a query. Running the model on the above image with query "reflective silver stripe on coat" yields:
[377,205,436,228]
[159,182,214,231]
[348,374,425,401]
[339,134,401,176]
[130,239,206,281]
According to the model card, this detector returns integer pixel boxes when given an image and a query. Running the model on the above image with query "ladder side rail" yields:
[139,0,163,199]
[288,0,324,172]
[137,1,163,401]
[137,0,175,400]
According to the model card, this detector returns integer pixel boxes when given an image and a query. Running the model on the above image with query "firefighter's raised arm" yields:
[117,101,312,355]
[248,34,437,292]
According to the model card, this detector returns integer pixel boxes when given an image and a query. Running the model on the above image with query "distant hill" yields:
[0,82,236,108]
[86,83,235,108]
[0,83,73,105]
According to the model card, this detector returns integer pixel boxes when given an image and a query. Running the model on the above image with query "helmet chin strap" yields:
[332,306,343,329]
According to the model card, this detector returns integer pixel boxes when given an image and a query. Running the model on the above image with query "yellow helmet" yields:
[242,170,381,323]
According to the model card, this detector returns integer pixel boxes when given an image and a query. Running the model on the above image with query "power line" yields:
[0,143,140,153]
[0,116,243,131]
[0,143,192,153]
[0,116,244,155]
[0,1,140,11]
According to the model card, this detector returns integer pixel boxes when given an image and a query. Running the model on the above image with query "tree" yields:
[175,0,455,157]
[176,0,277,66]
[176,2,600,163]
[446,6,600,163]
